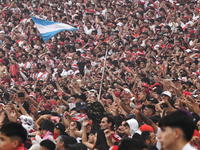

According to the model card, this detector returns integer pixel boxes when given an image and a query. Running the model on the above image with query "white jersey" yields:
[23,61,32,69]
[37,71,48,81]
[30,72,38,80]
[72,70,80,77]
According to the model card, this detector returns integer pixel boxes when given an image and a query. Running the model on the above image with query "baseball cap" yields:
[149,4,154,7]
[183,91,192,97]
[195,8,200,12]
[76,101,86,111]
[124,88,131,94]
[140,124,154,132]
[43,103,52,110]
[40,120,54,133]
[161,91,172,98]
[55,123,66,134]
[150,98,159,104]
[142,83,149,88]
[151,83,162,89]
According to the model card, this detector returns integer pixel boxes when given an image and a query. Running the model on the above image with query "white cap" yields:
[149,4,154,7]
[124,88,131,94]
[161,91,172,98]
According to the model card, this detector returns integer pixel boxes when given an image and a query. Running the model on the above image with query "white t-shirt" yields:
[182,143,197,150]
[155,127,162,150]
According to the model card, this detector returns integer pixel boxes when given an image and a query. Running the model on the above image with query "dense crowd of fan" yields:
[1,0,200,150]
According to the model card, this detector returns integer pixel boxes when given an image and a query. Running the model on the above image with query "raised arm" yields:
[82,118,94,149]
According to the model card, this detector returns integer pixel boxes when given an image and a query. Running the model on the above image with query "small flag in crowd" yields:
[31,15,78,42]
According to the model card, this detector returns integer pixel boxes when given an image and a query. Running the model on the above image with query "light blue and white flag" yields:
[31,15,78,42]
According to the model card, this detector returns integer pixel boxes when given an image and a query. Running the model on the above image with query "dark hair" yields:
[76,121,81,131]
[68,143,87,150]
[94,129,109,149]
[0,49,5,56]
[141,131,151,143]
[0,122,27,146]
[40,139,56,150]
[106,116,114,130]
[58,135,77,149]
[145,105,156,115]
[158,110,195,141]
[49,81,56,89]
[93,145,109,150]
[118,138,148,150]
[41,65,46,69]
[58,135,69,149]
[35,88,42,94]
[28,54,33,59]
[18,92,25,98]
[12,57,18,62]
[67,145,80,150]
[46,53,51,57]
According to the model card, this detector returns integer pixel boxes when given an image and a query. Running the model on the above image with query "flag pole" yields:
[98,44,108,102]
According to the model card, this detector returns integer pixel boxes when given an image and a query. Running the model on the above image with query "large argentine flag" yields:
[31,15,78,42]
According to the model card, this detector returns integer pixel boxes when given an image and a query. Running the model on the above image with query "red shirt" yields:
[10,64,19,79]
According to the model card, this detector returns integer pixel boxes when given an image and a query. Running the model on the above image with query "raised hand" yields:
[64,111,74,119]
[104,129,114,139]
[42,114,52,120]
[0,112,5,125]
[82,117,90,127]
[155,103,163,113]
[130,108,139,115]
[134,99,143,110]
[191,136,200,147]
[29,104,37,114]
[69,121,77,130]
[10,110,16,118]
[0,104,3,112]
